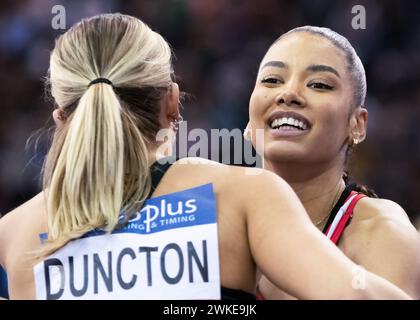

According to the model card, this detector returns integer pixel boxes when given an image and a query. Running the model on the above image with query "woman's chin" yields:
[263,143,308,163]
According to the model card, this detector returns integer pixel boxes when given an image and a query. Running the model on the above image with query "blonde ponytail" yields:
[39,13,172,257]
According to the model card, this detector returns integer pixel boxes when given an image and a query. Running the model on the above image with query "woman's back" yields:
[0,160,263,299]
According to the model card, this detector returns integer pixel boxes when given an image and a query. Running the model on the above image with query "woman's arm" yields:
[241,170,411,299]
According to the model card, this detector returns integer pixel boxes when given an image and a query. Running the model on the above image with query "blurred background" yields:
[0,0,419,228]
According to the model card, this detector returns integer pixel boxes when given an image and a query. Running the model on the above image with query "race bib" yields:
[34,183,220,300]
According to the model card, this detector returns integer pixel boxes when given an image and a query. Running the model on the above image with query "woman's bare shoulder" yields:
[0,192,46,255]
[343,196,419,259]
[352,197,412,227]
[341,197,420,298]
[172,158,289,193]
[1,191,46,223]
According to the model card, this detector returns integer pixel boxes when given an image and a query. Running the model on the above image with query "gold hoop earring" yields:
[172,115,184,131]
[353,137,359,146]
[243,127,252,141]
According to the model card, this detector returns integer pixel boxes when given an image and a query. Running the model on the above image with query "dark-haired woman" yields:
[245,26,420,299]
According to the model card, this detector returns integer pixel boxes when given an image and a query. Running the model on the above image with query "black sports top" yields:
[149,157,256,300]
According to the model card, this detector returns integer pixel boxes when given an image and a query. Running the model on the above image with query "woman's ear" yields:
[159,82,181,130]
[349,106,368,144]
[52,107,66,129]
[166,82,180,120]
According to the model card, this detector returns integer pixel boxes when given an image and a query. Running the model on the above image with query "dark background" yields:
[0,0,419,228]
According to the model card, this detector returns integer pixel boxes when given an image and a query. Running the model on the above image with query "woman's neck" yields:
[264,159,346,230]
[148,142,174,165]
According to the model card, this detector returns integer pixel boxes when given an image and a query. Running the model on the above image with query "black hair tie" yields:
[88,78,113,87]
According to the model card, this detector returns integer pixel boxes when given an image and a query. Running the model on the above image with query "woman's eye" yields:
[261,77,283,84]
[308,82,334,90]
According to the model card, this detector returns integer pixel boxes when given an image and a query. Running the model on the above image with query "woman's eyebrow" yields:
[260,61,340,78]
[260,60,287,70]
[306,64,341,78]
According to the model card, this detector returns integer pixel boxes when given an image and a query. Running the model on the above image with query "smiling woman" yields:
[246,26,420,300]
[249,28,365,167]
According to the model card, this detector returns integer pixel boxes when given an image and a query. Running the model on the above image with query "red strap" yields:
[256,289,265,300]
[329,192,366,244]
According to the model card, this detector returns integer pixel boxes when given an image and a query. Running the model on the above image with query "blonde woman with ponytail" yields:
[0,14,412,300]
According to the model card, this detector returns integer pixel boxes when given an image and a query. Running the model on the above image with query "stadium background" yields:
[0,0,419,230]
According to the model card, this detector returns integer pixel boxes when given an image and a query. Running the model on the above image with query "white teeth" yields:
[298,121,307,130]
[270,116,308,130]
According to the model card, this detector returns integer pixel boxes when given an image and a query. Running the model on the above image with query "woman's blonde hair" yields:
[41,13,173,257]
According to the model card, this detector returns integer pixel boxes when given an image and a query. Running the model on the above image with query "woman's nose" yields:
[276,84,305,107]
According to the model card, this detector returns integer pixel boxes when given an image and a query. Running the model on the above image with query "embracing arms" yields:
[240,170,411,299]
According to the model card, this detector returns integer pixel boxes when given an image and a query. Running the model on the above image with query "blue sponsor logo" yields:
[84,183,216,237]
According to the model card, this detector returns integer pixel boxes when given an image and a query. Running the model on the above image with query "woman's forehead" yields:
[260,32,348,74]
